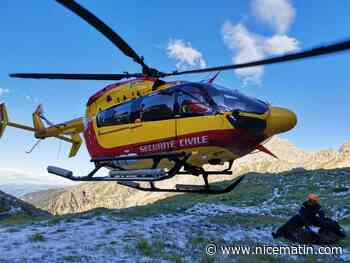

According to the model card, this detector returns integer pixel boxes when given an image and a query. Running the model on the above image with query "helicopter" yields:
[1,0,350,194]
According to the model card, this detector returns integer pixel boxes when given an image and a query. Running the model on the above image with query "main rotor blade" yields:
[163,39,350,77]
[9,73,141,80]
[55,0,147,68]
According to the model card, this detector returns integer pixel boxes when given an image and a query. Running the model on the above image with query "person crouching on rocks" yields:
[272,193,325,240]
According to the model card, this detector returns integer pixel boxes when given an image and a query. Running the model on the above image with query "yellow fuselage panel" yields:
[95,119,176,149]
[176,114,232,136]
[94,113,233,149]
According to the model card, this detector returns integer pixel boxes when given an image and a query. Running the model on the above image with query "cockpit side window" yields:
[96,101,132,127]
[140,93,175,122]
[204,84,268,114]
[177,86,213,116]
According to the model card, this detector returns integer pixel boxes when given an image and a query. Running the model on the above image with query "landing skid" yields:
[48,152,189,182]
[118,174,246,194]
[47,153,242,194]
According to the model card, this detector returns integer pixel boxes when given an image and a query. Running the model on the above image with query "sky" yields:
[0,0,350,180]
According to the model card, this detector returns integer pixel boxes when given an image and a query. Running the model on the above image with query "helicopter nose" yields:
[264,106,297,136]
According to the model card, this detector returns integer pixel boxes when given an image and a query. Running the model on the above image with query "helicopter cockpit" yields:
[204,84,268,114]
[174,83,269,116]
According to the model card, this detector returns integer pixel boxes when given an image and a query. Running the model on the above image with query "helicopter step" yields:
[47,166,73,179]
[109,168,166,181]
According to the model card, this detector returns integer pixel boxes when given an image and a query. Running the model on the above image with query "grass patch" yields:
[137,239,153,256]
[47,214,78,226]
[0,213,47,226]
[166,253,183,263]
[191,236,207,246]
[136,239,164,257]
[29,233,45,242]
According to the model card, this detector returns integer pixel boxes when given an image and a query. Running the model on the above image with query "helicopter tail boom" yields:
[0,103,36,137]
[0,103,84,157]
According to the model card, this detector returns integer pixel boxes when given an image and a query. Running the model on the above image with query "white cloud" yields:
[166,39,207,70]
[264,34,299,55]
[222,22,264,85]
[222,0,299,85]
[0,88,10,97]
[24,95,39,103]
[252,0,295,34]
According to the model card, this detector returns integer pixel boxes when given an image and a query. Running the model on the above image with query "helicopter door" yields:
[175,88,225,148]
[128,92,176,154]
[95,100,134,151]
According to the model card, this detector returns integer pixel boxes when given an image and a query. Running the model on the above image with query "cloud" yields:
[0,88,10,97]
[166,39,207,70]
[264,34,299,55]
[24,95,39,103]
[222,22,264,85]
[222,0,299,85]
[252,0,295,34]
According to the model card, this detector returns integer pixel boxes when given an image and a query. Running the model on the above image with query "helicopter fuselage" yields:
[83,77,297,170]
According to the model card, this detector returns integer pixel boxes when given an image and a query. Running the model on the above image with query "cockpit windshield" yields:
[203,84,268,114]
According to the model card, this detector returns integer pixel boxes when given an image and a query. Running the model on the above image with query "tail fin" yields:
[0,103,9,138]
[69,133,82,158]
[32,104,46,138]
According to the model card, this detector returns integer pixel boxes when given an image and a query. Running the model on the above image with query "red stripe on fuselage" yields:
[83,121,267,158]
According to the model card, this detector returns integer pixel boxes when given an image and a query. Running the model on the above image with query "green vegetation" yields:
[29,233,45,242]
[191,236,207,246]
[136,239,153,256]
[0,212,48,226]
[136,238,165,257]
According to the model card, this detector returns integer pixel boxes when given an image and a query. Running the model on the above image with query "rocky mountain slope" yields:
[22,137,350,215]
[1,168,350,263]
[0,190,51,223]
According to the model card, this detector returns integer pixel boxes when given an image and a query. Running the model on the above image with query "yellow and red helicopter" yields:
[1,0,350,194]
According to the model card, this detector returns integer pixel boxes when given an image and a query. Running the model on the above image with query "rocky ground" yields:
[1,167,349,262]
